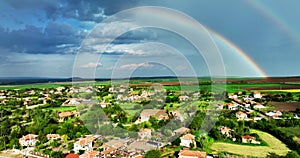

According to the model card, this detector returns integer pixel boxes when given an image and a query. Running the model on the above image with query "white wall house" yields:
[19,134,38,147]
[180,134,195,148]
[74,137,94,153]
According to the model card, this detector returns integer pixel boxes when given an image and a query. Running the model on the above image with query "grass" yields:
[278,127,300,137]
[45,106,77,112]
[0,83,71,90]
[162,83,293,93]
[210,129,290,157]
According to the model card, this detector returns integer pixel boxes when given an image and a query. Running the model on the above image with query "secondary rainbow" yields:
[246,1,300,45]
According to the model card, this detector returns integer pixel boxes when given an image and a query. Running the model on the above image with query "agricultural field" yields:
[45,106,77,112]
[0,83,68,90]
[271,102,300,112]
[210,129,290,157]
[162,83,296,93]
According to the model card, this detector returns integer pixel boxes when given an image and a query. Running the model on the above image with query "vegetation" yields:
[210,129,290,157]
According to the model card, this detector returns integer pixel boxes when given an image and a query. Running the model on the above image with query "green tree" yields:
[284,151,300,158]
[50,151,64,158]
[145,150,161,158]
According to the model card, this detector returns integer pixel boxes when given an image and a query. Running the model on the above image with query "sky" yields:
[0,0,300,78]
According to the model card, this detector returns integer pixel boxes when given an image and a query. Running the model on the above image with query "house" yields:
[180,134,195,148]
[178,149,206,158]
[138,128,152,140]
[46,134,60,140]
[63,98,81,105]
[74,136,95,153]
[171,110,185,122]
[236,111,248,120]
[226,103,238,110]
[139,109,168,122]
[253,91,262,99]
[103,139,125,150]
[19,134,38,147]
[102,139,125,157]
[253,104,266,109]
[145,141,163,148]
[228,94,238,99]
[265,110,282,119]
[172,127,190,136]
[242,135,261,144]
[220,126,233,138]
[79,151,100,158]
[58,110,80,122]
[179,95,189,101]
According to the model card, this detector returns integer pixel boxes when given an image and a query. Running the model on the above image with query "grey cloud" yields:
[0,22,84,54]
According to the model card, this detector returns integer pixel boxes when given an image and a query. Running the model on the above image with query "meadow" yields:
[278,127,300,137]
[210,129,290,157]
[45,106,77,112]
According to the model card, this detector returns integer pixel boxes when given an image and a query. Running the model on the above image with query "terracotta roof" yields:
[65,153,79,158]
[236,111,246,115]
[178,150,206,158]
[242,135,255,140]
[59,110,79,118]
[141,109,167,116]
[80,151,100,158]
[75,136,95,146]
[173,127,190,134]
[102,147,116,155]
[46,134,60,139]
[181,134,195,140]
[139,128,151,133]
[19,134,38,141]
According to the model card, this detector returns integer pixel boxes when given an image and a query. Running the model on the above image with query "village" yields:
[0,83,299,158]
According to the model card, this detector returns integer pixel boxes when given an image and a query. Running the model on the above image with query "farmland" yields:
[210,129,290,157]
[271,102,300,112]
[45,106,77,112]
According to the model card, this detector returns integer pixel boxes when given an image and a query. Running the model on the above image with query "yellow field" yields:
[261,89,300,92]
[210,129,290,157]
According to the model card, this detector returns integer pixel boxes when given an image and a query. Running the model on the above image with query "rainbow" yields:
[143,7,269,77]
[209,30,268,77]
[246,1,300,44]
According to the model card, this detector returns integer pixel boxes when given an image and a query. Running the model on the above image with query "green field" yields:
[162,83,300,93]
[278,127,300,137]
[45,106,77,112]
[0,83,71,90]
[210,129,290,157]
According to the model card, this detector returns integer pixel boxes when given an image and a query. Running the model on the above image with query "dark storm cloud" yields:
[0,22,84,54]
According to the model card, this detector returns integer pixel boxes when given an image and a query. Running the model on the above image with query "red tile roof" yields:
[65,154,79,158]
[19,134,38,141]
[178,150,206,158]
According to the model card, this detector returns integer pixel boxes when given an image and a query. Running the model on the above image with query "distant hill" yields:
[1,76,300,85]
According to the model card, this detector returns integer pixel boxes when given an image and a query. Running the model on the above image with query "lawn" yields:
[210,129,290,157]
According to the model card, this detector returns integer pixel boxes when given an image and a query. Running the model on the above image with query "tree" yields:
[284,151,300,158]
[145,150,161,158]
[50,151,64,158]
